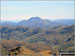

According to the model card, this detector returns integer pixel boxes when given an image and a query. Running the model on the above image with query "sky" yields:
[1,1,74,21]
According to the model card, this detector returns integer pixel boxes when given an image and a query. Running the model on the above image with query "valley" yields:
[0,24,74,56]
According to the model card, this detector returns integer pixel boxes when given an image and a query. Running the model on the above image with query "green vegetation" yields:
[0,24,74,56]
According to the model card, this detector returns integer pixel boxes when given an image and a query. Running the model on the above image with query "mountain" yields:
[18,17,44,26]
[55,19,75,25]
[0,17,74,56]
[1,17,75,28]
[0,21,16,26]
[18,17,75,28]
[17,17,60,28]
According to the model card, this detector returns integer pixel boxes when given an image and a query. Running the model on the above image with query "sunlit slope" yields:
[0,24,74,55]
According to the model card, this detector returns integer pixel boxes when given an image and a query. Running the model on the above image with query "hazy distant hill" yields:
[17,17,59,28]
[0,21,16,26]
[1,17,74,28]
[55,19,75,25]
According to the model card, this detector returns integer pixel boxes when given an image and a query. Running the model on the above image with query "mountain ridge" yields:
[1,17,75,28]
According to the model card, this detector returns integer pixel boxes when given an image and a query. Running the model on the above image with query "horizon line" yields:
[1,17,74,22]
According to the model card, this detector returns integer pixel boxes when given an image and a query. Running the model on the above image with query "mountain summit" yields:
[18,17,53,28]
[29,17,42,21]
[28,17,43,24]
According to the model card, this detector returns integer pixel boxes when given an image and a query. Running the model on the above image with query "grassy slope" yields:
[0,24,75,55]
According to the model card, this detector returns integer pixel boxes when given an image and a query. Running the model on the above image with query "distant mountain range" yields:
[54,19,75,25]
[1,17,75,28]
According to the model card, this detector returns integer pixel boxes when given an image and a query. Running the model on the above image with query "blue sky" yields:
[1,1,74,21]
